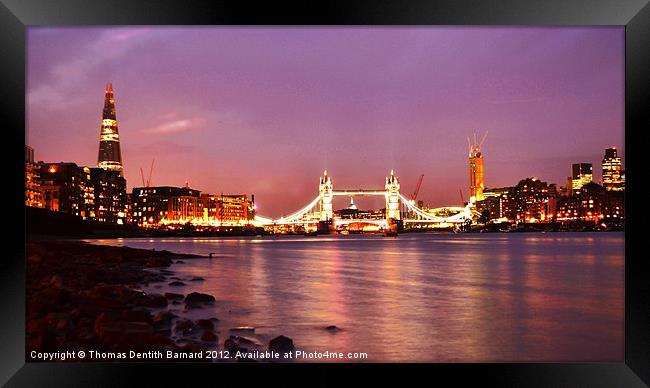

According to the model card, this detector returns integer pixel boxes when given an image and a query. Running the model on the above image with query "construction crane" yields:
[147,158,155,187]
[139,158,156,187]
[468,130,489,155]
[410,174,424,201]
[459,188,465,205]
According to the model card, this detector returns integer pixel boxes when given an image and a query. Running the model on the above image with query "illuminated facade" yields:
[477,187,510,219]
[90,168,127,224]
[25,145,44,208]
[499,178,557,222]
[571,163,593,191]
[602,147,624,191]
[468,142,485,203]
[319,171,333,221]
[97,82,123,176]
[556,182,624,222]
[38,163,95,220]
[131,186,254,227]
[167,195,203,222]
[131,186,201,226]
[214,195,255,225]
[385,170,401,220]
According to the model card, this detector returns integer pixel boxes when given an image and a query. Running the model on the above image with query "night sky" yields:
[27,27,624,217]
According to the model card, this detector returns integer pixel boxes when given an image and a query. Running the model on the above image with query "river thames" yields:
[87,232,624,362]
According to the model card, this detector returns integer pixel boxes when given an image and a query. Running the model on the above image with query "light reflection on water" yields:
[87,232,623,362]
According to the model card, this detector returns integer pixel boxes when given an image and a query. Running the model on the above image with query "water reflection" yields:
[87,232,624,362]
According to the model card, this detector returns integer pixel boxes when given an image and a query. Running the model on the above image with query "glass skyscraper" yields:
[97,82,123,176]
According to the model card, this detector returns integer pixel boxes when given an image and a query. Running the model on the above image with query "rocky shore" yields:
[26,239,294,362]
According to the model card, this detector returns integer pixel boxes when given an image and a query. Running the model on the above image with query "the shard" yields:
[97,82,123,176]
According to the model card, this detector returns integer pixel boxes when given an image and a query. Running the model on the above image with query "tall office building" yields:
[90,167,127,224]
[602,147,624,191]
[468,134,486,203]
[97,82,123,176]
[571,163,593,191]
[25,145,44,208]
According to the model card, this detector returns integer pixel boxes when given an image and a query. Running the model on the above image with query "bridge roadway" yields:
[331,189,387,196]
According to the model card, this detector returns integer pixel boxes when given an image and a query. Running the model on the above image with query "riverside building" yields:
[37,162,95,220]
[131,186,255,227]
[25,145,44,208]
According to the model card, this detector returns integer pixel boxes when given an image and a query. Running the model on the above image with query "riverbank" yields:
[26,207,269,238]
[26,239,295,362]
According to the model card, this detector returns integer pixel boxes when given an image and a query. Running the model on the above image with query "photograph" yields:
[24,25,627,364]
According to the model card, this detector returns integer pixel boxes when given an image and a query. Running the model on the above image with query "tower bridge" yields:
[254,170,476,231]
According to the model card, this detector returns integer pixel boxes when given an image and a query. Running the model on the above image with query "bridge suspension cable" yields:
[255,194,322,225]
[398,193,470,223]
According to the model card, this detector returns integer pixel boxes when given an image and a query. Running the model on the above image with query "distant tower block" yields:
[97,82,123,176]
[385,170,401,220]
[468,131,488,203]
[602,147,624,191]
[319,170,333,221]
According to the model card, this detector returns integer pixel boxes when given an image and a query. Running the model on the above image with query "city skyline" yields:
[27,27,624,216]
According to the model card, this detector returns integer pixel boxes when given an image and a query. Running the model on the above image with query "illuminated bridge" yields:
[253,171,477,230]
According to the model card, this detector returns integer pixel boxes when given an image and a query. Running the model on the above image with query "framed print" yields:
[1,0,649,386]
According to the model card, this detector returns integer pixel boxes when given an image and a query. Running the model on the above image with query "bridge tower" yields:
[385,170,401,220]
[319,170,333,221]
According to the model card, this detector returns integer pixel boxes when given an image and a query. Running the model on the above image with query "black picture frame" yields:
[2,0,648,386]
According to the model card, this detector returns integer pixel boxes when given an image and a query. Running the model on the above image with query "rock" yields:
[168,281,186,287]
[185,292,216,308]
[31,330,58,352]
[142,294,168,308]
[152,310,176,333]
[124,322,153,335]
[27,319,46,335]
[144,257,172,268]
[185,292,216,304]
[78,317,92,329]
[55,319,69,331]
[269,335,295,354]
[176,260,185,264]
[40,288,72,306]
[174,319,196,335]
[225,335,262,353]
[153,322,172,335]
[190,276,205,282]
[224,336,249,354]
[196,319,215,331]
[164,292,184,300]
[153,310,177,323]
[230,327,255,333]
[201,331,217,342]
[44,312,69,326]
[93,312,114,337]
[49,275,63,288]
[122,308,153,323]
[325,325,341,332]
